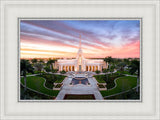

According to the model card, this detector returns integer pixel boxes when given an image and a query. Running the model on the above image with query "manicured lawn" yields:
[21,76,59,97]
[20,85,55,100]
[116,71,137,76]
[104,87,140,100]
[100,76,137,97]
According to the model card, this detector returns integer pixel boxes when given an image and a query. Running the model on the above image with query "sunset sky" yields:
[20,20,140,59]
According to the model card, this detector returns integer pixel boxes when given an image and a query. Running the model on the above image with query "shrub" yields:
[95,70,100,74]
[34,71,40,74]
[44,66,51,72]
[94,75,106,83]
[97,84,105,88]
[52,69,58,73]
[102,68,107,73]
[55,83,63,88]
[60,70,66,74]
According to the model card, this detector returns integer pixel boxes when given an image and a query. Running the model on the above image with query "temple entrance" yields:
[86,66,88,71]
[79,65,81,71]
[72,66,74,71]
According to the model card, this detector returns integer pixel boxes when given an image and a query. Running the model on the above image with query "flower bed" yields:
[53,83,63,90]
[55,83,63,88]
[97,83,107,90]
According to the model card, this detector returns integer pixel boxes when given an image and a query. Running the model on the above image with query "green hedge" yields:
[60,70,66,74]
[94,75,106,83]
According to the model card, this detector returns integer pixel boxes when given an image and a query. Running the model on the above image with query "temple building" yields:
[55,35,108,72]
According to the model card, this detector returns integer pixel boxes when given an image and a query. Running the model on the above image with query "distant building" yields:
[55,35,108,72]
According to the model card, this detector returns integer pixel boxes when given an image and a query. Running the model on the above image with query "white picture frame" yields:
[0,0,159,120]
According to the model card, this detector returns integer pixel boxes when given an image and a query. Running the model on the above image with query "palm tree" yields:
[129,60,140,92]
[39,59,45,64]
[44,66,51,73]
[104,56,113,70]
[34,62,43,75]
[110,65,116,74]
[20,59,34,91]
[47,58,56,71]
[117,62,126,72]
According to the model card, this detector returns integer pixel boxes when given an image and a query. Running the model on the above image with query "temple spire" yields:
[79,34,81,49]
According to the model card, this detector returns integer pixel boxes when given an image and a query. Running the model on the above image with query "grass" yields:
[116,71,137,76]
[20,85,55,100]
[26,73,33,75]
[100,76,137,97]
[21,76,59,97]
[104,88,140,100]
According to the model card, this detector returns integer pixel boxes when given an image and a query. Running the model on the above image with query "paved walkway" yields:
[56,73,103,100]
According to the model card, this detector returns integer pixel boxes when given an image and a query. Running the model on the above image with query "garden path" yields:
[56,72,103,100]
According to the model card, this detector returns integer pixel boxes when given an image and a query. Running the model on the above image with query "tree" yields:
[102,68,107,73]
[39,59,45,64]
[129,60,140,92]
[47,58,56,71]
[104,74,109,83]
[104,56,114,70]
[44,66,51,73]
[20,59,34,92]
[34,62,43,74]
[31,58,38,65]
[52,69,58,73]
[110,65,115,73]
[123,58,130,65]
[117,62,126,72]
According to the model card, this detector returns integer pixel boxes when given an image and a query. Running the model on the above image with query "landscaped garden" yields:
[94,73,124,89]
[21,76,60,97]
[20,57,140,100]
[38,74,66,89]
[100,76,137,97]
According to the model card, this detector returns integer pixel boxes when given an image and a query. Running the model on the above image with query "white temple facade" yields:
[55,35,108,72]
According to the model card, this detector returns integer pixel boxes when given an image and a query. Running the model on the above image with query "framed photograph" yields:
[19,18,141,101]
[1,0,159,120]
